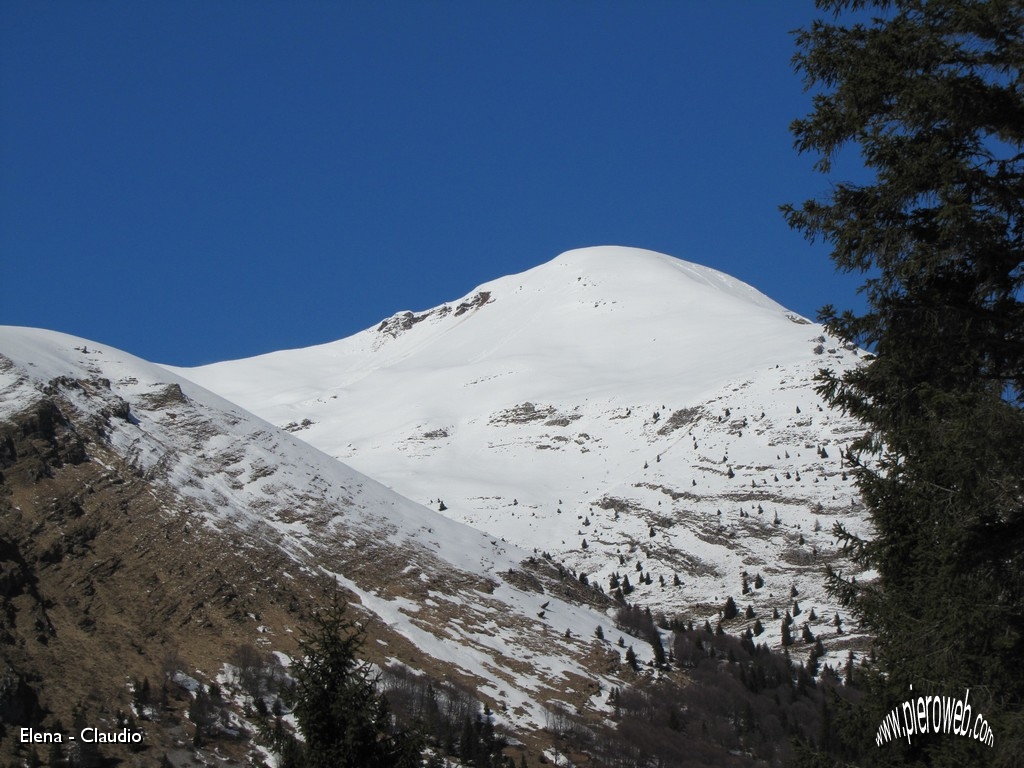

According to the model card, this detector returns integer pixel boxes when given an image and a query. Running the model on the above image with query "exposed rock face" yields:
[0,399,87,484]
[454,290,491,317]
[0,391,320,764]
[375,291,492,338]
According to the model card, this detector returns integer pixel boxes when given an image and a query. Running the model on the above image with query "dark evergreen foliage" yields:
[272,593,424,767]
[784,1,1024,764]
[801,623,815,644]
[781,619,793,648]
[580,623,864,766]
[624,646,639,671]
[616,604,667,667]
[379,664,505,766]
[621,574,634,595]
[722,596,739,621]
[456,704,507,767]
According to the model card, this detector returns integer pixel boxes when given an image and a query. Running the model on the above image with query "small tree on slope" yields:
[275,592,423,767]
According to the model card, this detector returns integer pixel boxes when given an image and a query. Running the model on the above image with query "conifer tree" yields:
[781,620,793,648]
[785,1,1024,763]
[722,596,739,621]
[275,592,423,767]
[625,646,638,671]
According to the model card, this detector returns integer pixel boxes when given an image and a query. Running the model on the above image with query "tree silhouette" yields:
[274,591,423,767]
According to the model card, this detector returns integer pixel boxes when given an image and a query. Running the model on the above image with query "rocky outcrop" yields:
[0,399,86,483]
[0,393,320,764]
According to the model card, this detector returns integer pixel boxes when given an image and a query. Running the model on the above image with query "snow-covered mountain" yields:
[177,246,872,657]
[0,246,875,765]
[0,325,643,764]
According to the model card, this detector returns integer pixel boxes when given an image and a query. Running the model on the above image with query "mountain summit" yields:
[179,247,870,656]
[183,246,808,409]
[0,247,872,764]
[179,246,830,456]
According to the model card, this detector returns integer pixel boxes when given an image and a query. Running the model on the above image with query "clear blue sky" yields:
[1,1,867,366]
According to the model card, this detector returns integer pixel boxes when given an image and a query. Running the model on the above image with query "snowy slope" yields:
[176,246,874,659]
[0,326,647,734]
